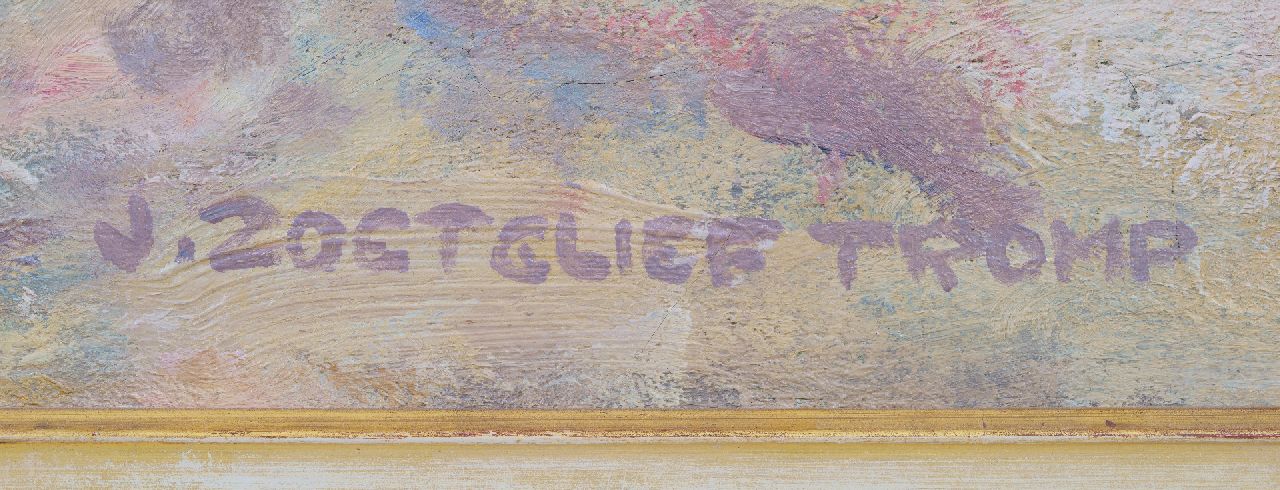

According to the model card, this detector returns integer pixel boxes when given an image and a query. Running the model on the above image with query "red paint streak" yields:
[35,38,118,101]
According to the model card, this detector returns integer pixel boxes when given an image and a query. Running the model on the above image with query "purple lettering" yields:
[806,220,894,289]
[706,217,783,287]
[416,203,492,272]
[615,219,632,273]
[555,213,610,281]
[1129,220,1198,282]
[286,211,346,272]
[1051,217,1126,282]
[984,223,1046,284]
[199,196,279,272]
[491,215,550,284]
[93,194,154,272]
[898,220,983,292]
[174,236,194,264]
[353,207,410,273]
[642,216,698,285]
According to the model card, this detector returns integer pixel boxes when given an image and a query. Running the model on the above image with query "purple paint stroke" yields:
[403,1,1041,228]
[286,211,347,272]
[199,195,279,272]
[706,217,782,287]
[807,220,894,289]
[106,0,290,92]
[1051,217,1127,283]
[94,194,154,273]
[983,223,1046,284]
[555,213,611,281]
[491,215,551,284]
[1129,220,1198,282]
[642,215,699,285]
[703,6,1039,228]
[353,207,411,273]
[417,203,493,273]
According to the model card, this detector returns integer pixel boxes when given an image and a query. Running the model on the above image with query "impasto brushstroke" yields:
[0,0,1277,408]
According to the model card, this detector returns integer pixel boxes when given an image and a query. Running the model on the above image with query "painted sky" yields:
[0,0,1278,408]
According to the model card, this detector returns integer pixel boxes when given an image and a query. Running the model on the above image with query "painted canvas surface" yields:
[0,0,1277,409]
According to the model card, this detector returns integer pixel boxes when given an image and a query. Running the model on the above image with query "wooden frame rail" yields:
[3,409,1279,440]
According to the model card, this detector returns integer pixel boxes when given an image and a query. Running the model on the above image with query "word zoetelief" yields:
[94,195,1197,292]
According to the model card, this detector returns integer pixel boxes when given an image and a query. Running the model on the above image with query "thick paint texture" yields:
[0,0,1277,408]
